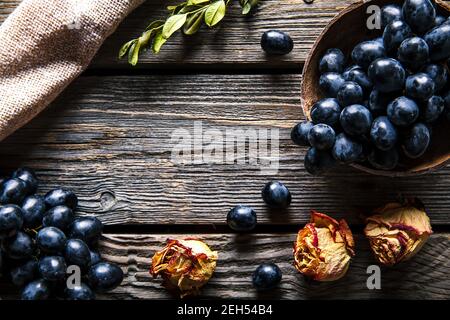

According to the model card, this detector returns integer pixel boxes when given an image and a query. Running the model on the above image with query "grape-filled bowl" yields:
[301,0,450,177]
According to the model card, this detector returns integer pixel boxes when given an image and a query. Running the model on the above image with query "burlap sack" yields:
[0,0,144,141]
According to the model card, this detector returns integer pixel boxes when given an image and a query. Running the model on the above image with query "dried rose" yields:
[364,200,432,266]
[293,211,355,281]
[150,238,218,297]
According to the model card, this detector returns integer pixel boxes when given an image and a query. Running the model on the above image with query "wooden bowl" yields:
[301,0,450,177]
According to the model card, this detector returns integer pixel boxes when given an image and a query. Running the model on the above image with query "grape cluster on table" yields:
[0,168,123,300]
[292,0,450,174]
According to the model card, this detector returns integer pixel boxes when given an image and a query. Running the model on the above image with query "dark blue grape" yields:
[381,4,403,28]
[308,124,336,150]
[332,133,363,163]
[42,205,74,231]
[402,123,431,158]
[227,206,257,231]
[69,217,103,245]
[342,66,373,95]
[434,15,446,27]
[88,262,124,293]
[374,37,385,46]
[402,0,436,34]
[422,95,445,123]
[21,195,46,229]
[424,23,450,61]
[261,181,291,209]
[0,204,23,239]
[65,239,91,271]
[44,188,78,210]
[36,227,66,254]
[65,283,95,300]
[252,263,282,291]
[21,279,50,300]
[368,58,406,92]
[319,73,345,97]
[387,96,420,126]
[340,104,373,136]
[304,147,336,175]
[291,121,314,146]
[38,256,67,282]
[319,48,346,74]
[398,37,429,67]
[310,98,341,127]
[383,20,413,53]
[423,63,448,91]
[0,178,28,205]
[337,81,364,106]
[351,41,386,69]
[405,73,435,100]
[2,231,35,259]
[261,30,294,55]
[370,116,398,151]
[12,168,38,194]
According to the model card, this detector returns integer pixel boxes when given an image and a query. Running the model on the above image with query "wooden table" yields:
[0,0,449,299]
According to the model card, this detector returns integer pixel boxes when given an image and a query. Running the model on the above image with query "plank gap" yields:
[103,224,450,235]
[82,64,305,77]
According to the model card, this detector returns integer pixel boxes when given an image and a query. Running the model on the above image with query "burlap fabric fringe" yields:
[0,0,144,141]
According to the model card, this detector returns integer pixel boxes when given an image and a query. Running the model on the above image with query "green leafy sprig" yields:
[119,0,260,66]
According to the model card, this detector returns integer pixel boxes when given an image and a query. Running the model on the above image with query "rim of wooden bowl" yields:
[301,0,450,177]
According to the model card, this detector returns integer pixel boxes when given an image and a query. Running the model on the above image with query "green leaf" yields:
[204,0,226,27]
[242,3,252,14]
[128,40,141,66]
[187,0,210,5]
[139,29,156,47]
[167,3,187,14]
[152,30,167,53]
[240,0,258,14]
[118,39,136,59]
[183,10,205,35]
[145,20,164,31]
[162,13,187,39]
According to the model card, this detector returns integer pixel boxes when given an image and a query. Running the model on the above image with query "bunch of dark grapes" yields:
[0,168,123,300]
[292,0,450,174]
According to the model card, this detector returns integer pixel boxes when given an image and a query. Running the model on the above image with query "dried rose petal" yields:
[293,211,355,281]
[365,200,432,266]
[150,238,218,297]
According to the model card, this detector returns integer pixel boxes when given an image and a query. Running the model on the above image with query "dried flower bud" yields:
[364,200,432,266]
[150,238,218,297]
[293,211,355,281]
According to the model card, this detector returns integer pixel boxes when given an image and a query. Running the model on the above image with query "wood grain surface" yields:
[0,0,358,68]
[1,233,449,299]
[0,74,449,226]
[98,233,450,299]
[0,0,449,300]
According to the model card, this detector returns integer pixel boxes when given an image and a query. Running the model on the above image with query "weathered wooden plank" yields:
[83,232,450,300]
[0,74,449,225]
[1,233,448,299]
[0,0,16,19]
[0,0,358,67]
